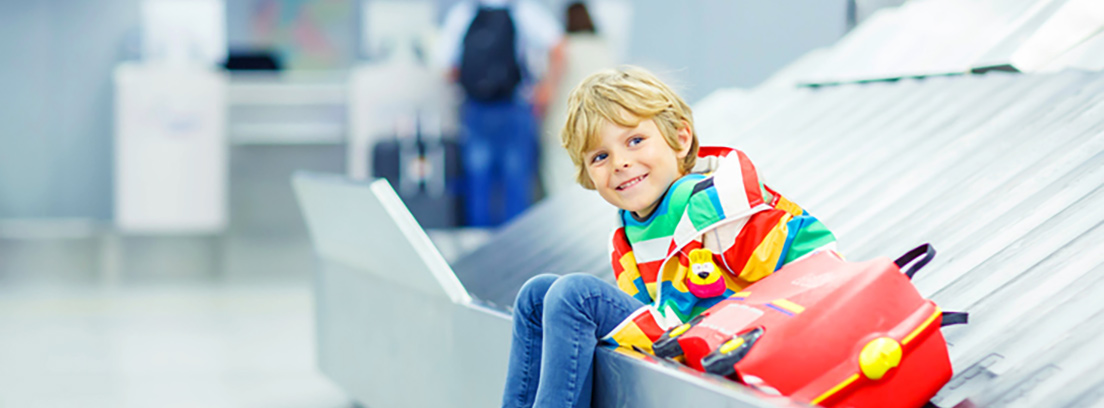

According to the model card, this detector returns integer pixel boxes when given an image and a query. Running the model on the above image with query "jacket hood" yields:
[690,146,737,175]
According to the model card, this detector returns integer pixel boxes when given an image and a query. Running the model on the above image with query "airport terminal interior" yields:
[4,0,1104,407]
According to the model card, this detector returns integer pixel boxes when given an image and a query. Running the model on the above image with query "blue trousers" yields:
[502,274,645,408]
[461,99,537,227]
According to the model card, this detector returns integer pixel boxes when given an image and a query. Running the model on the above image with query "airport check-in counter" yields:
[297,70,1104,407]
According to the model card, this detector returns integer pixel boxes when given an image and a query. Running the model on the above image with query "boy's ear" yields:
[675,120,693,159]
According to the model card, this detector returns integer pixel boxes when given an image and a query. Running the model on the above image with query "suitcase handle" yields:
[894,244,936,279]
[941,311,969,327]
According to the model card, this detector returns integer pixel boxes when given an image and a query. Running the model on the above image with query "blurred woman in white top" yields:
[538,2,615,197]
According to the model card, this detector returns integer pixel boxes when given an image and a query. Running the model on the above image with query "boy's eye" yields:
[628,136,644,146]
[590,152,608,164]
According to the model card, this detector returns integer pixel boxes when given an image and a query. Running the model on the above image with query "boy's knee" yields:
[515,274,559,311]
[544,273,601,308]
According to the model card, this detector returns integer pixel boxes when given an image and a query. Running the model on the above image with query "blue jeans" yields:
[502,274,645,408]
[461,98,537,227]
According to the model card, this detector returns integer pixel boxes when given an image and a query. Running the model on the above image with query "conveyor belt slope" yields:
[771,0,1104,85]
[454,70,1104,407]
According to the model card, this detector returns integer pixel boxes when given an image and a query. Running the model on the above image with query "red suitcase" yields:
[651,244,965,408]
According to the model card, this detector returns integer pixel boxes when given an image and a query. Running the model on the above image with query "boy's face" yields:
[584,114,692,219]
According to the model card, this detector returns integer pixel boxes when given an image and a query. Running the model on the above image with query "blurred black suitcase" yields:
[372,113,463,228]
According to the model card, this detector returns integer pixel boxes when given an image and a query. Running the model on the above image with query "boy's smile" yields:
[616,174,647,191]
[585,114,692,219]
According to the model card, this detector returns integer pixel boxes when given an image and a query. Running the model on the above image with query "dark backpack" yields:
[459,6,523,102]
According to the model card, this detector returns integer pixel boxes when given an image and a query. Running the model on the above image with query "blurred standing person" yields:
[538,1,615,197]
[436,0,565,227]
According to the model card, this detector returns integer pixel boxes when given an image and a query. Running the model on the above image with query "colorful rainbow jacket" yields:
[601,146,837,352]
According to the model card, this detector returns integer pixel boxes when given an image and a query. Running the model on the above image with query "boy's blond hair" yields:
[560,66,699,190]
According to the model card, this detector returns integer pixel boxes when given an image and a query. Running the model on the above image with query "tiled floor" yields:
[0,226,491,408]
[0,284,350,408]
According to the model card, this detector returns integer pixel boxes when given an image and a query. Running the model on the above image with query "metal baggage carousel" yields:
[295,69,1104,408]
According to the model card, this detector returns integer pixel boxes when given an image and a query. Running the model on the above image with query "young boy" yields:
[501,67,837,408]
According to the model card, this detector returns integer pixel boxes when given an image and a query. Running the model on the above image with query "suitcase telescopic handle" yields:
[894,243,936,279]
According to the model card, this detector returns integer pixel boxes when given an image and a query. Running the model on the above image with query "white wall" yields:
[0,0,141,219]
[620,0,848,102]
